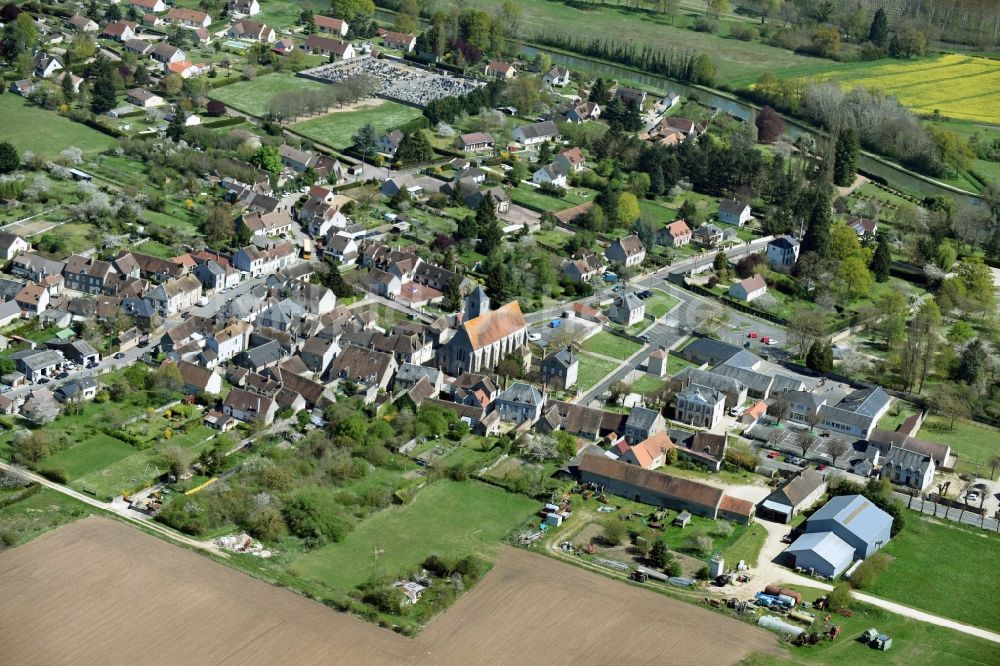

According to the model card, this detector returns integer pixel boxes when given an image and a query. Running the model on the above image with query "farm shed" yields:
[758,470,827,523]
[805,494,892,559]
[783,531,855,578]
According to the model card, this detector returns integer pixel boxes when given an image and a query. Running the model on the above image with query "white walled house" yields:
[728,274,767,302]
[767,235,800,269]
[718,198,751,227]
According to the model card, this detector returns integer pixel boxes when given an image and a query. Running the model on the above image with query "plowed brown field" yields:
[0,517,781,665]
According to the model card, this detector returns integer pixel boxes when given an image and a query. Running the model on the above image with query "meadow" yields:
[291,100,424,149]
[865,518,1000,631]
[576,354,620,392]
[0,94,116,158]
[38,434,135,481]
[207,73,329,117]
[290,480,536,592]
[469,0,819,86]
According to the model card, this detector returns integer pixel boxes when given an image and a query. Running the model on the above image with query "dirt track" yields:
[0,517,782,665]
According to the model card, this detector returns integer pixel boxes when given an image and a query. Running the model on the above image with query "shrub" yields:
[603,518,629,546]
[849,552,891,589]
[828,582,853,609]
[713,521,734,538]
[693,16,719,33]
[39,467,67,484]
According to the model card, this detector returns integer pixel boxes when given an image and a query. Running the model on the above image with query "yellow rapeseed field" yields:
[819,54,1000,125]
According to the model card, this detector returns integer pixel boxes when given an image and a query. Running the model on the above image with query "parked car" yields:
[966,490,981,503]
[640,334,651,343]
[37,378,50,385]
[747,331,758,339]
[817,463,827,471]
[549,319,562,328]
[763,336,779,346]
[114,352,126,359]
[767,450,779,459]
[56,372,69,380]
[527,333,541,341]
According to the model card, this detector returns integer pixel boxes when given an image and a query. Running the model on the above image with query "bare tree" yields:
[768,394,790,424]
[989,455,1000,481]
[827,440,851,466]
[794,431,812,459]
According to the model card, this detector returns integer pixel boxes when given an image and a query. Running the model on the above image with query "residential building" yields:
[614,86,647,109]
[0,233,30,261]
[151,43,185,64]
[44,339,99,366]
[816,387,893,439]
[125,88,164,107]
[229,0,261,15]
[54,377,98,403]
[303,35,354,59]
[123,38,153,56]
[561,253,604,283]
[621,431,673,470]
[131,0,167,12]
[532,163,567,188]
[544,65,570,87]
[605,234,646,268]
[206,320,252,362]
[607,292,644,327]
[675,383,725,429]
[537,400,604,441]
[563,101,600,123]
[143,274,202,316]
[383,31,416,52]
[232,243,295,277]
[14,283,49,315]
[718,198,751,227]
[238,210,294,237]
[728,274,767,302]
[329,344,397,391]
[223,387,277,425]
[693,223,723,248]
[623,406,664,444]
[847,216,878,239]
[866,427,950,468]
[672,367,747,409]
[314,15,348,36]
[457,132,494,152]
[512,120,560,146]
[767,235,800,269]
[484,60,516,79]
[657,220,692,247]
[228,20,275,42]
[176,360,223,395]
[34,54,63,78]
[102,21,138,41]
[670,431,727,471]
[377,129,405,157]
[871,445,935,491]
[495,382,546,424]
[540,348,578,391]
[165,7,211,27]
[68,14,99,31]
[12,253,65,282]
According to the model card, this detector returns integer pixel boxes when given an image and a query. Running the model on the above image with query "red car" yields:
[748,331,759,339]
[817,463,827,471]
[762,336,771,344]
[767,450,779,459]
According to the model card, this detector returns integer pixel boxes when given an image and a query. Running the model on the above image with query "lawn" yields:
[291,100,423,149]
[577,354,620,392]
[38,434,135,481]
[864,518,1000,632]
[0,94,117,158]
[582,331,642,360]
[207,73,330,117]
[667,353,698,375]
[0,487,95,549]
[795,54,1000,125]
[721,521,767,567]
[644,290,679,318]
[631,375,666,396]
[289,480,536,592]
[472,0,820,86]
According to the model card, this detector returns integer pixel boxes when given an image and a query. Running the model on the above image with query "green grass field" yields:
[39,435,135,481]
[0,487,95,549]
[207,73,330,117]
[878,407,998,473]
[631,375,666,395]
[289,480,536,592]
[865,518,1000,631]
[644,290,680,318]
[291,100,423,149]
[0,94,116,158]
[577,354,620,392]
[582,332,642,360]
[473,0,818,86]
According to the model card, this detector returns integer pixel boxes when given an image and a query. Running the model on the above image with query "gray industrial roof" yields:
[808,494,892,545]
[785,531,854,573]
